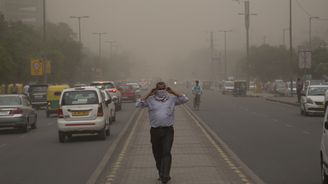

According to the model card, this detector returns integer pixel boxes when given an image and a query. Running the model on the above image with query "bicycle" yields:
[193,94,200,110]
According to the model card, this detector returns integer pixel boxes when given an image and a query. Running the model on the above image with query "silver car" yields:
[0,94,37,132]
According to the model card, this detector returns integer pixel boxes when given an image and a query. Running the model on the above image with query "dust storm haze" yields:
[47,0,328,80]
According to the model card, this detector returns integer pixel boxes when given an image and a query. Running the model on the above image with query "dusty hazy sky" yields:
[47,0,328,63]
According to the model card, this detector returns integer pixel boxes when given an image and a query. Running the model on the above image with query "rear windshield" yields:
[61,90,99,105]
[29,86,47,92]
[0,96,21,105]
[90,83,114,89]
[308,87,328,96]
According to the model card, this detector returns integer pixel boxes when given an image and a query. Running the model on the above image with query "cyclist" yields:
[192,80,203,110]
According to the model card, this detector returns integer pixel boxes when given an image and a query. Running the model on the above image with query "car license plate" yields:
[72,111,89,116]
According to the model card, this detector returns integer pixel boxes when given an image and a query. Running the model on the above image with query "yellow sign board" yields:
[31,59,43,76]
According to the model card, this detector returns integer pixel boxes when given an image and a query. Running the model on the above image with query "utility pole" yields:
[289,0,294,96]
[106,41,116,60]
[93,32,107,78]
[42,0,46,42]
[70,16,89,43]
[219,30,232,79]
[239,0,257,57]
[309,16,320,50]
[283,28,289,47]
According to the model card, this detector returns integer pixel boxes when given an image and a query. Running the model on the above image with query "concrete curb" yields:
[86,108,142,184]
[183,105,266,184]
[264,98,299,107]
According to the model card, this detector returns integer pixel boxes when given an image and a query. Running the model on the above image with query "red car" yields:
[119,84,139,102]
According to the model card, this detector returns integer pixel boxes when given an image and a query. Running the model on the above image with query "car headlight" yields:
[306,97,314,104]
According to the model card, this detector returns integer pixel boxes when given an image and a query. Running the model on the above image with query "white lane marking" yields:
[0,144,7,149]
[302,131,311,135]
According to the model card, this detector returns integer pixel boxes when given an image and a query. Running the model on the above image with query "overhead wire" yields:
[295,0,312,17]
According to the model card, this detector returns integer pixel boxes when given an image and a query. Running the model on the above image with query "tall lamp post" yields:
[70,16,89,43]
[282,28,289,47]
[309,16,320,50]
[218,30,232,79]
[93,32,107,78]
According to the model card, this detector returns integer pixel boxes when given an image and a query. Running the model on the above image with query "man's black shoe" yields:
[161,176,171,183]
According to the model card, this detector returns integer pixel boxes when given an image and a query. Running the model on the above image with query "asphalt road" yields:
[186,89,322,184]
[0,103,137,184]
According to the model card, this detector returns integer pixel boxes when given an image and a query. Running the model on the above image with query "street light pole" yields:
[239,0,257,57]
[283,28,289,47]
[42,0,46,42]
[309,16,320,50]
[106,41,116,60]
[219,30,232,79]
[70,16,89,43]
[93,32,107,58]
[93,32,107,78]
[289,0,294,96]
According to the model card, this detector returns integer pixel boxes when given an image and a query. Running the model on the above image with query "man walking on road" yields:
[136,82,188,184]
[296,78,303,103]
[191,80,203,110]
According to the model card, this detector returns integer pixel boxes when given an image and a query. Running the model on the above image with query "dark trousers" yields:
[150,126,174,180]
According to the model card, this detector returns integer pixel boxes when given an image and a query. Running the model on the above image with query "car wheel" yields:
[99,128,107,140]
[322,155,328,184]
[106,126,110,136]
[58,131,66,143]
[22,118,29,133]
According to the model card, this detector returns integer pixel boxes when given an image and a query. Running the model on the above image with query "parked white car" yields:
[101,89,116,122]
[222,81,234,95]
[320,108,328,184]
[300,85,328,116]
[57,86,111,143]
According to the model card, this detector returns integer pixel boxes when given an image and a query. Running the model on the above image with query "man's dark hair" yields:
[156,82,166,89]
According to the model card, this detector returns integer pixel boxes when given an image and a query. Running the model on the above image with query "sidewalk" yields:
[102,107,263,184]
[248,91,299,106]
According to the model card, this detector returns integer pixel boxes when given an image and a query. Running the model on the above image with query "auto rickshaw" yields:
[46,84,69,117]
[233,80,247,97]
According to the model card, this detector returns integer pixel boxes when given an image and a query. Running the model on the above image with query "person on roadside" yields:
[136,81,188,184]
[12,83,18,94]
[296,78,303,103]
[191,80,203,110]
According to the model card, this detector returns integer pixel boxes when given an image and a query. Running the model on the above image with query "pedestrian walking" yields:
[296,78,303,103]
[136,82,188,184]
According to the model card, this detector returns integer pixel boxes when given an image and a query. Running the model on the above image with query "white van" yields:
[57,86,111,143]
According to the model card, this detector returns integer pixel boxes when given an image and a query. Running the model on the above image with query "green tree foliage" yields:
[0,13,84,84]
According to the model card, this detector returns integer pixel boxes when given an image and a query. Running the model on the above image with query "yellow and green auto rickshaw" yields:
[46,85,69,117]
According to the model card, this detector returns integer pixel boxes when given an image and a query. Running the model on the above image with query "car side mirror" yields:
[105,99,112,105]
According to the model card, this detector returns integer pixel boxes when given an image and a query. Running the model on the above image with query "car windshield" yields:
[0,96,21,106]
[91,83,114,89]
[224,82,234,87]
[120,85,131,90]
[308,87,328,96]
[30,86,47,92]
[62,90,99,105]
[128,83,140,89]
